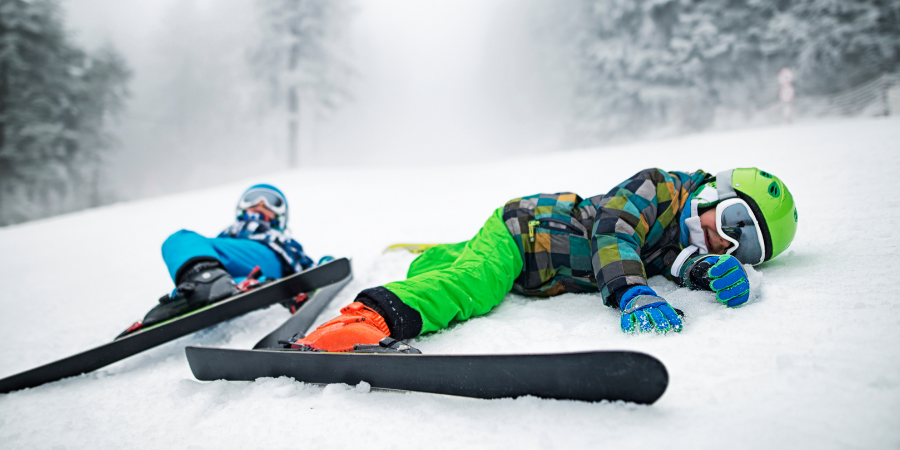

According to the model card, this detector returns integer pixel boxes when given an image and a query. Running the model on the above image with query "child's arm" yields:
[589,168,686,309]
[280,238,315,272]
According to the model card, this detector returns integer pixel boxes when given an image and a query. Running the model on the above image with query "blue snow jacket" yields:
[217,214,314,275]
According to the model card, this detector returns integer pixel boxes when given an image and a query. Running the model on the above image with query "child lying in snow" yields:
[135,184,324,330]
[293,168,797,352]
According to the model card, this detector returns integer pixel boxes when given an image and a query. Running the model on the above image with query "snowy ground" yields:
[1,117,899,449]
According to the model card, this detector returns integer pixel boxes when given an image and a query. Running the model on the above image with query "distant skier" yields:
[291,168,798,352]
[141,184,323,327]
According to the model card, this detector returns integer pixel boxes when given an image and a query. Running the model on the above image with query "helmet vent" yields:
[768,182,781,198]
[760,171,773,178]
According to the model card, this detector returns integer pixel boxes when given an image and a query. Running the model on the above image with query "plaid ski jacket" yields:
[502,168,711,308]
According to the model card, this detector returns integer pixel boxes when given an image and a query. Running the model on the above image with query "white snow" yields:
[1,117,899,449]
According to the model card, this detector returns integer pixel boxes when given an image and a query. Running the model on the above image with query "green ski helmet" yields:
[715,168,797,263]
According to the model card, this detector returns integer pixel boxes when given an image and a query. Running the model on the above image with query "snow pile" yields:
[1,117,899,449]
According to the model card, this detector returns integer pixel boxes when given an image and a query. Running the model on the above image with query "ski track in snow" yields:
[1,118,899,449]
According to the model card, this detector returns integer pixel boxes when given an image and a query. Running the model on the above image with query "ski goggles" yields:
[237,188,287,215]
[715,198,766,265]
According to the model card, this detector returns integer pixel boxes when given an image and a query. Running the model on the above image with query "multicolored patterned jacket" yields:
[502,168,711,308]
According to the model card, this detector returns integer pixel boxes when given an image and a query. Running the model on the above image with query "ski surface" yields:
[185,347,668,404]
[0,258,351,394]
[252,273,352,349]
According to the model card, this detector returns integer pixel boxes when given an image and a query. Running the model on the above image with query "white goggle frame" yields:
[715,198,766,265]
[237,191,287,216]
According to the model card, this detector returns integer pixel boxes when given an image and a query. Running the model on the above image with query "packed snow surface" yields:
[1,118,899,449]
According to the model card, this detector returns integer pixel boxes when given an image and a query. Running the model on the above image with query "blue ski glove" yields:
[682,254,750,307]
[620,286,683,334]
[317,255,335,266]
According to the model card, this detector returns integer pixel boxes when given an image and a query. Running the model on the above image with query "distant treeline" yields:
[567,0,900,144]
[2,0,898,226]
[0,0,129,226]
[0,0,353,227]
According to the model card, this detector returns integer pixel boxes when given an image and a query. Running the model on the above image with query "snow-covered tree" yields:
[569,0,900,145]
[251,0,355,168]
[0,0,129,226]
[767,0,900,94]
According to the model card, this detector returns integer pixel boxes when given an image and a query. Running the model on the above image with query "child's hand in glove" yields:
[620,286,683,334]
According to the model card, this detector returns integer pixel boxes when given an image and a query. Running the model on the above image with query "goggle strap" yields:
[716,170,738,201]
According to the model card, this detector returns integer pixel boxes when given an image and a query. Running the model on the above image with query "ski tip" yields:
[184,346,214,380]
[622,350,669,404]
[382,244,442,254]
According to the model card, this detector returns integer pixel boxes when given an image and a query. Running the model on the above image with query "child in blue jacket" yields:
[142,184,318,326]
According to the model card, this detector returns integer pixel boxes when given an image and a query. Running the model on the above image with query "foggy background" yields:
[65,0,575,197]
[1,0,898,226]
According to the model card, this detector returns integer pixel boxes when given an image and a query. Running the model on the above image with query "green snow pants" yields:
[383,207,524,334]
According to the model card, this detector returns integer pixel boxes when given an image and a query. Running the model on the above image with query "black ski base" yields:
[185,346,668,404]
[0,258,352,394]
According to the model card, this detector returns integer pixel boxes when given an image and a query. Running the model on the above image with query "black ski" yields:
[252,273,353,349]
[0,258,352,394]
[185,346,668,404]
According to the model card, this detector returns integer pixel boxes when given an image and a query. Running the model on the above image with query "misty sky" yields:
[315,0,569,164]
[60,0,570,199]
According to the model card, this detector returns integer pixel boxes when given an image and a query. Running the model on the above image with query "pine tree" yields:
[0,0,129,225]
[250,0,354,168]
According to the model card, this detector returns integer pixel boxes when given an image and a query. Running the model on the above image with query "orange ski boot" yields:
[291,302,391,352]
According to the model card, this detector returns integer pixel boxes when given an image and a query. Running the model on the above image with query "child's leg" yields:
[405,241,469,278]
[161,230,284,283]
[209,237,284,280]
[384,207,523,335]
[161,230,218,282]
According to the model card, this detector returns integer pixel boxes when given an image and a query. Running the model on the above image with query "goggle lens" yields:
[718,201,763,265]
[239,189,285,212]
